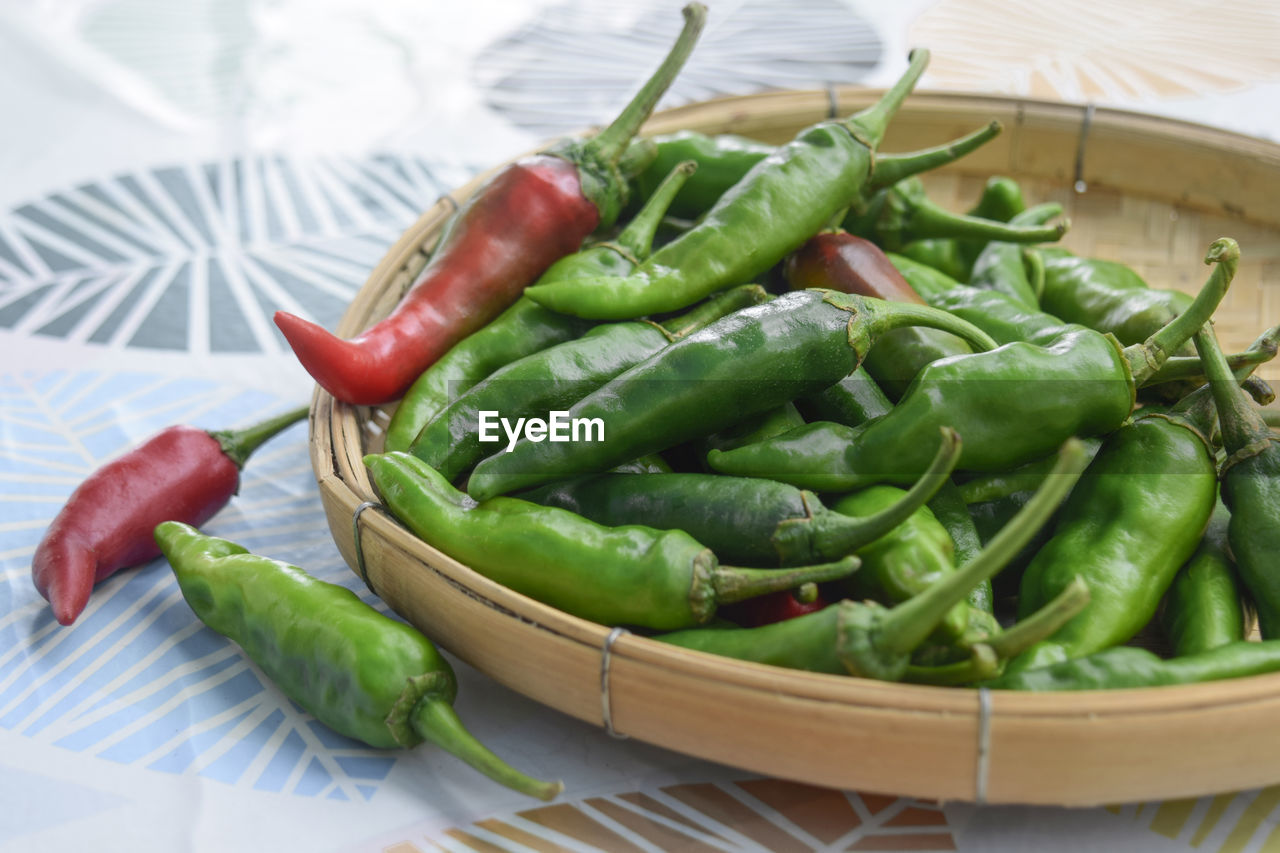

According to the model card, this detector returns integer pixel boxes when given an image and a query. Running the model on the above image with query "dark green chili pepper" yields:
[1195,323,1280,638]
[1007,383,1221,674]
[657,439,1088,683]
[794,367,893,430]
[841,175,1065,253]
[1160,499,1249,657]
[956,437,1106,506]
[521,426,960,567]
[898,175,1028,280]
[409,284,765,481]
[697,402,807,457]
[366,452,858,631]
[987,640,1280,691]
[153,521,561,801]
[524,50,997,320]
[711,239,1237,489]
[966,203,1066,308]
[385,159,700,452]
[1037,247,1195,346]
[466,288,998,500]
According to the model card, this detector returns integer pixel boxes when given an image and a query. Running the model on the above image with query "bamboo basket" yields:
[310,90,1280,807]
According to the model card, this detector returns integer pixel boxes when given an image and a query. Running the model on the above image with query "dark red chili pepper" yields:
[32,405,308,626]
[272,5,706,405]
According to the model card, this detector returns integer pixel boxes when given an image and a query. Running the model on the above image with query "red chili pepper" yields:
[723,585,829,628]
[32,405,308,626]
[785,231,925,304]
[273,5,707,406]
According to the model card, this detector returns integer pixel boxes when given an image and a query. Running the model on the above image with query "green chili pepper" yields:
[965,203,1066,308]
[153,521,562,801]
[987,640,1280,691]
[1195,323,1280,638]
[521,426,959,567]
[711,239,1237,489]
[1160,498,1249,657]
[898,175,1028,280]
[627,131,774,220]
[366,452,858,631]
[841,176,1066,253]
[409,284,765,481]
[1007,382,1221,673]
[1037,247,1195,346]
[829,483,996,646]
[524,50,995,320]
[466,288,997,500]
[657,439,1088,683]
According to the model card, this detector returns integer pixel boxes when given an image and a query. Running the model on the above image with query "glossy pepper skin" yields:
[627,131,774,221]
[523,49,938,320]
[1008,399,1219,673]
[32,406,307,626]
[987,641,1280,691]
[366,452,858,631]
[410,284,764,482]
[154,521,560,800]
[1195,324,1280,638]
[711,240,1237,488]
[272,5,706,405]
[1160,499,1248,657]
[520,426,959,567]
[466,288,998,500]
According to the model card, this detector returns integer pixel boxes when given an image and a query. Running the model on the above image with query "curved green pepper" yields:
[988,641,1280,691]
[898,175,1028,280]
[1160,499,1248,657]
[367,452,858,631]
[153,521,561,801]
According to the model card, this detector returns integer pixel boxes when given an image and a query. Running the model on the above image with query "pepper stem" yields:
[986,576,1090,660]
[615,160,697,259]
[890,197,1068,245]
[586,4,707,166]
[712,555,860,605]
[410,698,563,801]
[812,426,961,561]
[1144,324,1280,385]
[833,291,999,357]
[869,121,1002,190]
[209,404,309,469]
[903,644,1000,686]
[1194,323,1272,456]
[874,438,1088,658]
[1124,238,1239,385]
[846,49,931,150]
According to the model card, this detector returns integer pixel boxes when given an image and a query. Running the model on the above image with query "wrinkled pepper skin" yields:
[466,288,996,499]
[988,641,1280,691]
[32,406,307,626]
[1160,499,1248,657]
[154,521,561,800]
[1010,414,1218,671]
[366,452,857,631]
[272,5,707,404]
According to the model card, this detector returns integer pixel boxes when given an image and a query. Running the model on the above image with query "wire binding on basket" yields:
[601,626,631,739]
[1073,102,1095,194]
[352,500,386,596]
[975,686,993,803]
[825,84,840,120]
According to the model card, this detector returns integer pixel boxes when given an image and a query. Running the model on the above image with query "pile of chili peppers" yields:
[30,22,1280,802]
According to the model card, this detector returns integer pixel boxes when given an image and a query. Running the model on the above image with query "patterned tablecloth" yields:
[4,1,1280,851]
